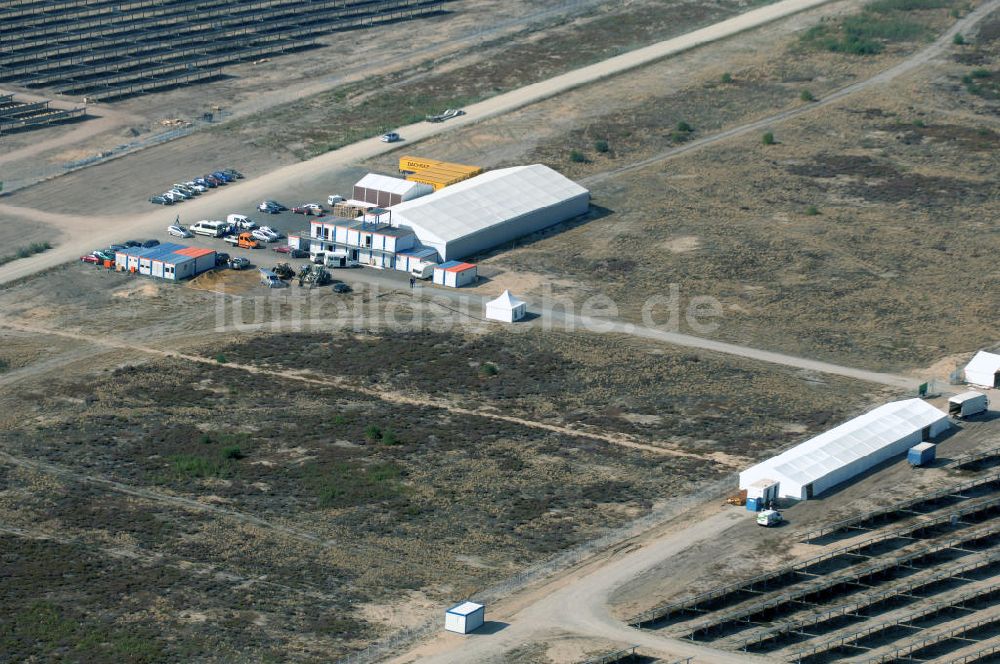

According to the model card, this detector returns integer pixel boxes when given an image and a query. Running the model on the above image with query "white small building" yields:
[485,290,527,322]
[352,173,433,208]
[433,261,478,288]
[445,601,485,634]
[740,399,951,501]
[964,351,1000,389]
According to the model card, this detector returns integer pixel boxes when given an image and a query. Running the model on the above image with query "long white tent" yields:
[740,399,950,501]
[965,351,1000,389]
[391,164,590,261]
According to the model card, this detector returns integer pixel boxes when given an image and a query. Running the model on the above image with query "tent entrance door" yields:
[922,426,931,441]
[804,484,814,499]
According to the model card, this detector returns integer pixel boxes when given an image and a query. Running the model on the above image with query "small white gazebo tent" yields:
[485,290,527,322]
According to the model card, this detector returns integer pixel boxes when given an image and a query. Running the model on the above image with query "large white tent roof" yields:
[745,399,946,487]
[390,164,589,244]
[354,173,429,197]
[965,351,1000,383]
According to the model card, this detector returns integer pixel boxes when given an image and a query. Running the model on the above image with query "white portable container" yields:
[444,601,484,634]
[948,391,989,419]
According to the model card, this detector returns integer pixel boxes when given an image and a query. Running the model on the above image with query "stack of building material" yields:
[399,156,483,191]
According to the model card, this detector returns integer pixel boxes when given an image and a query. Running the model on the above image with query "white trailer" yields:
[444,601,484,634]
[948,391,989,419]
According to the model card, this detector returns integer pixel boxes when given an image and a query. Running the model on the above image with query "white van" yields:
[410,262,437,280]
[191,220,227,237]
[327,194,345,206]
[226,214,256,229]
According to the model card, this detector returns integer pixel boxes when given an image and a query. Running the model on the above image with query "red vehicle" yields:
[80,254,100,264]
[292,203,325,216]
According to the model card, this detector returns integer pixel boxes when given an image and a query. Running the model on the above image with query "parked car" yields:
[211,171,234,182]
[162,191,184,203]
[149,195,172,205]
[124,240,142,248]
[80,254,100,264]
[201,175,224,186]
[92,249,115,262]
[184,181,208,193]
[257,226,281,240]
[228,256,250,270]
[167,224,193,238]
[190,220,227,237]
[257,200,286,213]
[292,203,324,216]
[108,244,127,252]
[225,232,259,249]
[220,168,243,179]
[215,252,230,266]
[194,176,217,188]
[173,183,198,196]
[142,239,160,248]
[226,214,256,229]
[251,228,277,243]
[380,131,400,143]
[332,282,352,294]
[327,194,345,206]
[273,246,307,258]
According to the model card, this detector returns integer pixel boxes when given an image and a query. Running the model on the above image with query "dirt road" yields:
[393,506,773,664]
[0,0,836,286]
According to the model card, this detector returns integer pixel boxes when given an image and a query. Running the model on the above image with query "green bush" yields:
[676,120,693,133]
[222,446,244,460]
[720,72,733,84]
[569,150,588,163]
[801,13,927,55]
[594,139,610,153]
[805,205,821,216]
[801,89,816,101]
[364,424,382,442]
[169,454,230,479]
[215,354,227,363]
[953,33,965,45]
[332,414,348,426]
[199,433,212,445]
[0,358,9,373]
[762,131,776,145]
[866,0,951,11]
[381,428,400,446]
[313,461,404,508]
[480,362,499,376]
[0,241,52,267]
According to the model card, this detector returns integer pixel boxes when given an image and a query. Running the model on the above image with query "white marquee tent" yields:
[485,290,527,322]
[391,164,590,261]
[965,351,1000,389]
[740,399,950,501]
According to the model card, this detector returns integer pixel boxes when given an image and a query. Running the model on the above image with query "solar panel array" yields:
[0,0,444,102]
[0,93,86,134]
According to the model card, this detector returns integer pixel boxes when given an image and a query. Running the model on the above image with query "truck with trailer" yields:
[948,391,989,419]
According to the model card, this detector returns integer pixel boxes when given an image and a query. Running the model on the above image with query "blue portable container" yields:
[746,497,762,512]
[908,442,936,466]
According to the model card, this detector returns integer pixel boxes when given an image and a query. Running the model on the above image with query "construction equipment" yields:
[298,264,331,287]
[272,263,296,280]
[725,490,748,506]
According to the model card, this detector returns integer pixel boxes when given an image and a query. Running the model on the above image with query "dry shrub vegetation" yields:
[0,326,873,660]
[488,0,997,372]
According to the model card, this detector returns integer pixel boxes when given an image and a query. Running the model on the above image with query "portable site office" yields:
[114,243,216,281]
[444,601,485,634]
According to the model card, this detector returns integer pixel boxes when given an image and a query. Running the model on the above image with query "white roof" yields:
[966,351,1000,376]
[355,173,427,197]
[391,164,589,245]
[949,391,986,403]
[745,399,947,487]
[487,290,526,310]
[447,601,483,616]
